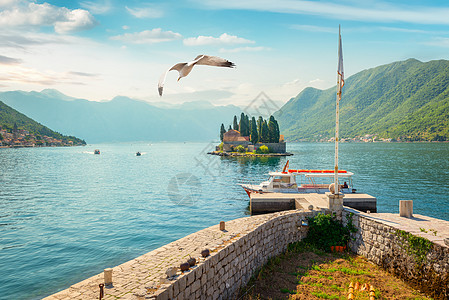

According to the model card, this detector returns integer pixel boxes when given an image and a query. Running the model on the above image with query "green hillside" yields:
[276,59,449,142]
[0,100,85,145]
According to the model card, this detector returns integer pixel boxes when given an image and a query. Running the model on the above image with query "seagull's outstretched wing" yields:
[158,63,187,96]
[158,55,235,96]
[193,55,235,68]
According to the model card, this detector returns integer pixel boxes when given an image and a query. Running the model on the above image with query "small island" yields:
[209,113,292,157]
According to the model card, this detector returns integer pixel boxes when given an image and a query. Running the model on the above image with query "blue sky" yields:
[1,0,449,107]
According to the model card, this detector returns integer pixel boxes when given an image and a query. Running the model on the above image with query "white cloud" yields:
[198,0,449,25]
[0,65,99,86]
[184,33,255,46]
[0,1,97,33]
[425,37,449,48]
[80,0,113,15]
[54,9,98,34]
[110,29,182,44]
[219,46,270,53]
[0,54,21,65]
[125,6,163,18]
[122,25,130,30]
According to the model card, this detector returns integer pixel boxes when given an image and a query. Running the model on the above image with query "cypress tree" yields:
[233,115,238,130]
[228,125,232,131]
[274,119,280,142]
[238,113,245,136]
[268,116,276,142]
[220,123,226,141]
[261,120,269,143]
[245,115,250,137]
[257,116,264,141]
[239,113,250,137]
[250,116,258,144]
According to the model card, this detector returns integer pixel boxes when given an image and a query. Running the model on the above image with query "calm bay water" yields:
[1,142,448,299]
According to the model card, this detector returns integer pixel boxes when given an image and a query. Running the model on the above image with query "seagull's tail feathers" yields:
[158,70,169,96]
[158,86,164,97]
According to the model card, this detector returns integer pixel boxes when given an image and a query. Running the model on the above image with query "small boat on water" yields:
[136,152,141,156]
[240,161,356,197]
[94,149,100,155]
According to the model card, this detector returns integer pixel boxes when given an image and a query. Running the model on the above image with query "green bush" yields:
[258,145,270,154]
[303,213,356,252]
[236,145,246,153]
[218,142,223,151]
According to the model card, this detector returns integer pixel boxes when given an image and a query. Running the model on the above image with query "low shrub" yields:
[257,145,270,154]
[236,145,246,153]
[303,213,356,252]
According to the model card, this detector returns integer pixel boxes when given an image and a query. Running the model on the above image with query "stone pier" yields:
[43,203,449,299]
[44,209,320,300]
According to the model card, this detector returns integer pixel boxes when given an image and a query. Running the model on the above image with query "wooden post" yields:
[399,200,413,218]
[104,268,113,286]
[219,221,225,231]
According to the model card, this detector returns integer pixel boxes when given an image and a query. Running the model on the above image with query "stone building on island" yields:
[221,129,286,153]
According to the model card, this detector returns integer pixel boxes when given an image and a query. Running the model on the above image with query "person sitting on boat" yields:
[342,181,348,188]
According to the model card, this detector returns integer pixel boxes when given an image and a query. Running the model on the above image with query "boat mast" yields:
[335,25,344,195]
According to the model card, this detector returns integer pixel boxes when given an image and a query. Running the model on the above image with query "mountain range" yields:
[276,58,449,142]
[2,58,449,144]
[0,100,85,145]
[0,90,241,143]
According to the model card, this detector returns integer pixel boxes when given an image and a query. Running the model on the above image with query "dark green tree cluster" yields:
[220,114,280,143]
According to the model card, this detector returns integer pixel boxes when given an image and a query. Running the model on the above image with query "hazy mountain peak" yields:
[40,89,77,101]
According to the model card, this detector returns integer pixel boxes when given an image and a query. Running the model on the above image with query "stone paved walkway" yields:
[344,207,449,248]
[43,210,310,300]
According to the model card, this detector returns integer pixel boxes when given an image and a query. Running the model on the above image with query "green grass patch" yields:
[310,265,369,275]
[280,288,296,294]
[311,291,339,299]
[329,284,344,291]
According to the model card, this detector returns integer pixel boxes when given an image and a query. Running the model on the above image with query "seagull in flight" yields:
[158,54,235,96]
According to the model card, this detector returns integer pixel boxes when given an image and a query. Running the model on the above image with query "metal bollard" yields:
[99,283,104,300]
[219,221,225,231]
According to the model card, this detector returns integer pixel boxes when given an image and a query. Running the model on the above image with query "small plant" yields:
[236,145,246,153]
[257,145,270,154]
[218,142,223,151]
[304,213,355,252]
[395,230,433,265]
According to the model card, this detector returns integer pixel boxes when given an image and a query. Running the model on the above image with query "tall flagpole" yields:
[335,25,344,195]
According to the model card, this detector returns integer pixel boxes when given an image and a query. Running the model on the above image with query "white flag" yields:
[337,26,344,101]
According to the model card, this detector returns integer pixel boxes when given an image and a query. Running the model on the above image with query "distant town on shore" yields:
[0,124,86,148]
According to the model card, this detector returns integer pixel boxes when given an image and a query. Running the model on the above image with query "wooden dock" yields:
[250,192,376,214]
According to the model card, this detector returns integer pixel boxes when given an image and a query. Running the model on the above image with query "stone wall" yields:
[45,209,319,300]
[247,142,286,153]
[342,208,449,299]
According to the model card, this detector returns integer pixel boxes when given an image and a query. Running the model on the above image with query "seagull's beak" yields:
[177,77,181,82]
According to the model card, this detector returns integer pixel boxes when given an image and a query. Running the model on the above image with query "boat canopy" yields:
[268,170,354,178]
